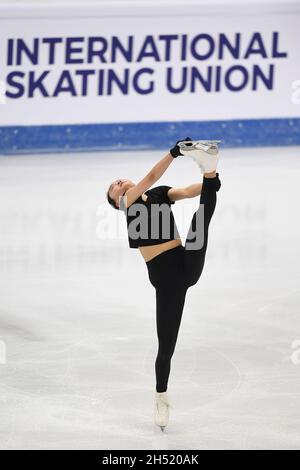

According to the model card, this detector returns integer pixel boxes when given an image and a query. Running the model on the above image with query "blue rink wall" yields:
[0,117,300,155]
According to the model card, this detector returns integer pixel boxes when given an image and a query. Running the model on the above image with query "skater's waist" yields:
[140,239,183,262]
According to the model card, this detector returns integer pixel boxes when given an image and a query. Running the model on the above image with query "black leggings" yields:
[146,174,221,392]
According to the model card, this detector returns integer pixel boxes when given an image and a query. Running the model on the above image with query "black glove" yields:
[170,137,193,158]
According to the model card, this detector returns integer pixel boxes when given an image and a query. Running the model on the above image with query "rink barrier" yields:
[0,117,300,155]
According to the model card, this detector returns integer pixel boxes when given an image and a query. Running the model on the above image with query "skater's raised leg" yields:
[182,140,221,287]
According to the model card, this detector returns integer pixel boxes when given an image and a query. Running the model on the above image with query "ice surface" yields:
[0,146,300,450]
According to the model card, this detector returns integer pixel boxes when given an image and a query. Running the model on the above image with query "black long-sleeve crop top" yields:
[120,185,180,249]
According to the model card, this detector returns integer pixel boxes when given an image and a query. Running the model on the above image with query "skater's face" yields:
[108,179,133,208]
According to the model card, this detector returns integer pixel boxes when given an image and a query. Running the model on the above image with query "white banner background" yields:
[0,1,299,126]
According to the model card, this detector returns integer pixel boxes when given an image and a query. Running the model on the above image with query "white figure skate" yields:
[154,391,171,432]
[178,140,221,173]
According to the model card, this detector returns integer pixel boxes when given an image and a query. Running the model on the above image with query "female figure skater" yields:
[106,137,221,431]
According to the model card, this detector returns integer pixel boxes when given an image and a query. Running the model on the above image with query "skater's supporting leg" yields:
[183,172,221,287]
[155,286,187,392]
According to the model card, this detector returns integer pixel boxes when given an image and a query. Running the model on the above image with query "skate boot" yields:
[154,391,171,432]
[179,140,221,173]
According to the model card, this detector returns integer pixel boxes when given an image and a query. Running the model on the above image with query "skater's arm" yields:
[184,183,202,198]
[148,152,174,183]
[122,152,174,208]
[168,183,202,202]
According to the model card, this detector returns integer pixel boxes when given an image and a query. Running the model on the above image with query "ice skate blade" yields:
[179,140,221,146]
[179,140,221,153]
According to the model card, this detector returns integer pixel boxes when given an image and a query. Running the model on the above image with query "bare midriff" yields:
[136,192,182,262]
[139,238,182,262]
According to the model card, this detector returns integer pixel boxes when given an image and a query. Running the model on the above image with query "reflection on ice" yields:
[0,147,300,449]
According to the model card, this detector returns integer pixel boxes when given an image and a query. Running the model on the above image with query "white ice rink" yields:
[0,146,300,450]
